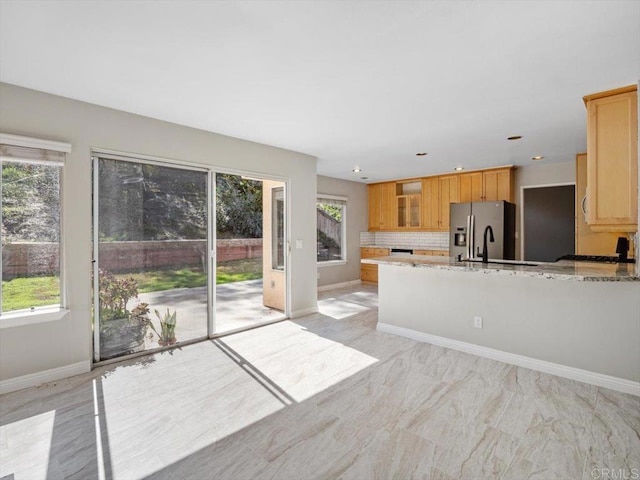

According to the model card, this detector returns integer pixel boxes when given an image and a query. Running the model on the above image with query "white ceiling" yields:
[1,1,638,182]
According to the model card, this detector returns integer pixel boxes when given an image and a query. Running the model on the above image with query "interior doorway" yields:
[522,183,575,262]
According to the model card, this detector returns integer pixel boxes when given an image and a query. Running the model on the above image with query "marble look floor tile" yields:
[145,438,270,480]
[515,416,590,479]
[400,372,512,446]
[501,365,598,409]
[1,284,638,480]
[316,428,437,480]
[587,389,640,467]
[502,456,578,480]
[582,445,640,480]
[429,423,520,480]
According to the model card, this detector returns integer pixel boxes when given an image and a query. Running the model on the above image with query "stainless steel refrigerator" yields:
[449,201,516,260]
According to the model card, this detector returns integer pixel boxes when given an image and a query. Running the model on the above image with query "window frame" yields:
[316,194,347,267]
[0,133,71,326]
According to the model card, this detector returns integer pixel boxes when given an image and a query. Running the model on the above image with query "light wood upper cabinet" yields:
[483,168,513,202]
[396,181,421,229]
[459,168,513,203]
[421,177,440,229]
[369,166,513,232]
[584,86,638,231]
[459,172,483,202]
[422,175,459,230]
[368,183,382,231]
[575,153,630,255]
[438,175,459,230]
[368,182,397,230]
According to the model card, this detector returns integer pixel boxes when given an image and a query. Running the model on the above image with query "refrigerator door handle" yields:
[469,215,476,258]
[466,215,473,259]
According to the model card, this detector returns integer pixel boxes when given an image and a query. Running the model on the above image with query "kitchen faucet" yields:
[481,225,494,263]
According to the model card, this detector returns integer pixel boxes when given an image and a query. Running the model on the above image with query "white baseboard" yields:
[0,361,91,395]
[318,279,362,292]
[291,307,319,318]
[377,322,640,396]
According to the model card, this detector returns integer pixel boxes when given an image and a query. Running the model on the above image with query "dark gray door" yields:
[523,185,575,262]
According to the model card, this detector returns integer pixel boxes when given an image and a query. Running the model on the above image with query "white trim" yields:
[0,307,70,329]
[0,156,64,167]
[520,182,576,261]
[377,322,640,396]
[317,260,348,268]
[317,195,348,264]
[317,279,362,292]
[0,133,72,153]
[291,306,319,318]
[92,147,291,183]
[317,193,348,202]
[0,361,90,395]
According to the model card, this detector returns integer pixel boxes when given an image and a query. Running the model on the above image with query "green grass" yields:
[2,258,263,312]
[1,276,60,312]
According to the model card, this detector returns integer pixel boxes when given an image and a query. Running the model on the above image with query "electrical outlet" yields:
[473,316,483,328]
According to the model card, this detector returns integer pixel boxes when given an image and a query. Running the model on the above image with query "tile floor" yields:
[0,284,638,480]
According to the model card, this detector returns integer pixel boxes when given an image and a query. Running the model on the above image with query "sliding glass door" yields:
[93,155,288,362]
[93,156,209,361]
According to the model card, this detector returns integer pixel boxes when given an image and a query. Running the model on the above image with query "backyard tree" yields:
[216,174,262,238]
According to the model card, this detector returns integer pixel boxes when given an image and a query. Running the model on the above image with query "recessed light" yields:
[352,167,361,173]
[531,156,544,160]
[416,152,428,156]
[360,177,368,180]
[454,166,464,171]
[507,135,522,141]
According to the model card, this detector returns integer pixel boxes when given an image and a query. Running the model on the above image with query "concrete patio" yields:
[137,279,286,348]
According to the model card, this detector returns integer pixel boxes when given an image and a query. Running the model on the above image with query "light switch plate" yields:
[296,239,303,249]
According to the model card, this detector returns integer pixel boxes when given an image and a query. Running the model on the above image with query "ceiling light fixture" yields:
[531,155,544,160]
[352,167,361,173]
[454,166,464,171]
[416,152,427,156]
[507,135,522,140]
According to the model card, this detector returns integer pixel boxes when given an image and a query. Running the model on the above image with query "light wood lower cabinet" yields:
[360,247,389,284]
[414,249,449,256]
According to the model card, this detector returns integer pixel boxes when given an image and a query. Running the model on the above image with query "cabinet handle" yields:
[581,195,588,222]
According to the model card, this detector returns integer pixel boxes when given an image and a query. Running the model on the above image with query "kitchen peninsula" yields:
[364,255,640,394]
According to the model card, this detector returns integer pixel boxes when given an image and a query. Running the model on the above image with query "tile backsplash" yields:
[360,231,449,250]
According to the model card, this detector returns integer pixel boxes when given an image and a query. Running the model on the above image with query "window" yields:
[0,134,69,316]
[317,195,346,263]
[272,187,285,270]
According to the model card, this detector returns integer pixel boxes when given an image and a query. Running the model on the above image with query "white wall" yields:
[317,175,367,287]
[515,160,575,259]
[379,265,640,384]
[0,82,318,382]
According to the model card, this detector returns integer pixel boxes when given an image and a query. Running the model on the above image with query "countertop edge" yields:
[361,256,640,282]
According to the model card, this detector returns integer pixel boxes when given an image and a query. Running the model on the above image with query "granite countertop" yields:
[361,255,639,282]
[361,245,449,251]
